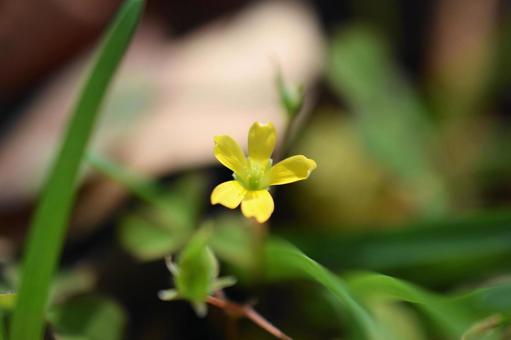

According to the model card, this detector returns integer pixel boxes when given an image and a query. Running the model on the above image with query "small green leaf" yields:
[50,269,96,305]
[118,210,190,260]
[90,154,207,260]
[47,295,126,340]
[210,215,257,271]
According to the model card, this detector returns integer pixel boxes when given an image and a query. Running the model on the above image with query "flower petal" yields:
[214,135,247,174]
[211,180,246,209]
[270,155,317,185]
[248,122,276,162]
[241,190,274,223]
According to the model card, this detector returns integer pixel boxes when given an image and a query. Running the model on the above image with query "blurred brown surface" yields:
[0,0,123,98]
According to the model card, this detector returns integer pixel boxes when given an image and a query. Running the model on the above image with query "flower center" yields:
[234,158,272,191]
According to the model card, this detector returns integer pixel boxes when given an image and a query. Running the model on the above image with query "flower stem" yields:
[274,115,298,164]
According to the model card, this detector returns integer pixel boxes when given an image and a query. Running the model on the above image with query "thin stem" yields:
[206,295,292,340]
[273,116,298,164]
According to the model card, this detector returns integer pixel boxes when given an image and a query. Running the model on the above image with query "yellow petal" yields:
[214,135,247,174]
[241,190,274,223]
[248,122,276,162]
[270,155,317,185]
[211,181,246,209]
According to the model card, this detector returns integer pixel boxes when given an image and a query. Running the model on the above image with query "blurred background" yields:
[1,0,511,339]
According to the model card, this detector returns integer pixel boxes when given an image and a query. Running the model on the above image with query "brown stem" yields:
[206,296,292,340]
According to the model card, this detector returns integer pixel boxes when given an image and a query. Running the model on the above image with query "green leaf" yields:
[9,1,143,339]
[457,280,511,314]
[209,215,258,272]
[89,154,206,260]
[50,269,96,305]
[118,212,190,260]
[369,301,427,340]
[346,272,511,339]
[347,273,475,338]
[175,228,218,311]
[47,295,126,340]
[328,26,448,215]
[264,238,383,340]
[116,176,205,260]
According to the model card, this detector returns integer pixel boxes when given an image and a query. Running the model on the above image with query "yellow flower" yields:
[211,122,317,223]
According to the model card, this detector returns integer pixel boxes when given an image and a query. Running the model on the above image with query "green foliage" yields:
[47,295,126,340]
[117,185,204,260]
[265,237,511,339]
[88,153,163,206]
[347,273,473,338]
[329,26,448,215]
[348,272,511,339]
[5,2,510,338]
[209,215,258,271]
[89,154,207,260]
[264,238,383,340]
[0,293,13,340]
[0,293,15,311]
[158,226,236,316]
[49,269,97,305]
[174,228,217,314]
[0,311,4,340]
[85,152,511,338]
[120,213,190,260]
[282,210,511,285]
[9,1,143,339]
[460,314,507,340]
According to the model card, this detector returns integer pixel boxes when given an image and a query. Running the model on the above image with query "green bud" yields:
[158,225,237,316]
[276,69,305,119]
[175,228,216,307]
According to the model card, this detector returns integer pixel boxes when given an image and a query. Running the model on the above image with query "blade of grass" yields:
[0,311,4,340]
[87,153,162,206]
[347,273,475,338]
[264,238,385,340]
[347,272,511,338]
[10,1,143,339]
[266,239,511,339]
[280,210,511,285]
